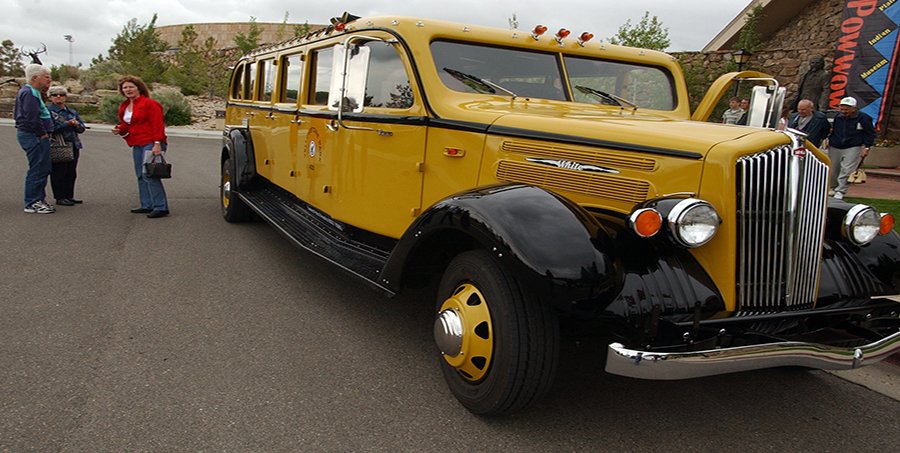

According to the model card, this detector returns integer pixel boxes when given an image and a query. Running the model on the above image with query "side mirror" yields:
[746,84,785,129]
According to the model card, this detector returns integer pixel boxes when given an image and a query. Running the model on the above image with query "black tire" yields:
[435,250,559,415]
[221,158,253,222]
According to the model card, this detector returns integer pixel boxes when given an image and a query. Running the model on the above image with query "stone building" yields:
[694,0,900,139]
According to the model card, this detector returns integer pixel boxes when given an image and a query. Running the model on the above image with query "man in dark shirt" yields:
[14,64,55,213]
[787,99,829,147]
[826,96,876,199]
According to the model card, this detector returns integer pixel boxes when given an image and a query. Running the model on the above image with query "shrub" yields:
[81,59,124,91]
[99,94,125,124]
[96,90,193,126]
[152,90,192,126]
[76,104,99,117]
[51,64,82,81]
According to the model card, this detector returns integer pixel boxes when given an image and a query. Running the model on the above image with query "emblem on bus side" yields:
[525,157,621,174]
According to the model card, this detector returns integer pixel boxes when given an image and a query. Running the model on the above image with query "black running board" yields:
[238,179,395,296]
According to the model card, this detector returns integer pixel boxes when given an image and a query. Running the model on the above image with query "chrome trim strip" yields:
[605,330,900,380]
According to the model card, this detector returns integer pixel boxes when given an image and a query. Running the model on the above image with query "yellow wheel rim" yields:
[439,283,493,382]
[222,172,231,208]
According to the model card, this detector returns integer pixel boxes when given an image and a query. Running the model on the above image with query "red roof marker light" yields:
[578,32,594,46]
[532,25,548,40]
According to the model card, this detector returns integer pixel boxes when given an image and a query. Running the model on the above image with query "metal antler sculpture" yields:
[22,43,48,65]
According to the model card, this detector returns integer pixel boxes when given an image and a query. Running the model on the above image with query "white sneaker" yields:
[828,189,835,196]
[24,201,55,214]
[834,192,844,200]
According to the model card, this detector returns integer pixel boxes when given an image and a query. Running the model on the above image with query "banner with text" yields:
[831,0,900,128]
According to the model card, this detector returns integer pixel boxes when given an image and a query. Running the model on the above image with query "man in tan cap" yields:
[825,96,876,199]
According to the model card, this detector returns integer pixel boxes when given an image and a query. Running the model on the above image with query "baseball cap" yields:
[839,97,857,107]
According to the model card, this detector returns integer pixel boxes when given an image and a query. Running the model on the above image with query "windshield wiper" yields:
[443,68,517,98]
[575,85,636,109]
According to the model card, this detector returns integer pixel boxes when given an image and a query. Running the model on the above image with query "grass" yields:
[844,196,900,233]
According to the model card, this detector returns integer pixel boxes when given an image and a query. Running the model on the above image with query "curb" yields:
[866,169,900,181]
[0,118,223,140]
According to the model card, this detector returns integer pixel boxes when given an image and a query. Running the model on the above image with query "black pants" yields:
[50,147,79,201]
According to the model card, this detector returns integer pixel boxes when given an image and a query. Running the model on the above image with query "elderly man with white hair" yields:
[14,63,55,213]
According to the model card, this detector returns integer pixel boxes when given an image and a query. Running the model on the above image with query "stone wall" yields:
[156,22,326,50]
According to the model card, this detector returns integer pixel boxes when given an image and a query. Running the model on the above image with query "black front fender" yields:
[224,127,256,189]
[380,184,617,311]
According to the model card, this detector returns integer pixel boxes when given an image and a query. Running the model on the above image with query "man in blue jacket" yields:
[787,99,829,148]
[826,96,876,200]
[14,64,55,213]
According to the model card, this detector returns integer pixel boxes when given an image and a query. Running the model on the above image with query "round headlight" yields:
[668,199,721,248]
[843,205,881,245]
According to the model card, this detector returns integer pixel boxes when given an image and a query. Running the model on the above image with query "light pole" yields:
[63,35,74,66]
[732,48,752,96]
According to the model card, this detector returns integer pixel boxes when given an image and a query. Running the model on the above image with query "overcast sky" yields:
[2,0,751,68]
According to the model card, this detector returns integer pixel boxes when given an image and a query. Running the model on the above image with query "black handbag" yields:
[49,133,74,163]
[144,154,172,179]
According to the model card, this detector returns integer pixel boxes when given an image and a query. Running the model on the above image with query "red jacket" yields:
[116,95,167,147]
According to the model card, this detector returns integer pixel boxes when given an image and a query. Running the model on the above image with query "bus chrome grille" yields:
[736,145,829,313]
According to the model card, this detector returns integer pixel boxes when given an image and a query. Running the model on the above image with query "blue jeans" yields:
[132,143,169,211]
[17,131,52,207]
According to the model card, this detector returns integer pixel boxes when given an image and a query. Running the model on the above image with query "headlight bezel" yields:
[843,204,881,246]
[666,199,722,248]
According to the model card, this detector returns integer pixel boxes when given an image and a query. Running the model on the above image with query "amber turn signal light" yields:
[881,213,895,235]
[629,208,662,238]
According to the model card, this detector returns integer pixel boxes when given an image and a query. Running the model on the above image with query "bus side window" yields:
[282,53,303,103]
[231,63,245,100]
[246,62,258,100]
[364,43,413,109]
[309,47,334,105]
[260,58,275,102]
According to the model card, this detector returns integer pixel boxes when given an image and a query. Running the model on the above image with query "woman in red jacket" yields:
[111,75,169,218]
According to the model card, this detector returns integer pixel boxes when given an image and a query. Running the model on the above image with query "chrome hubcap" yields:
[434,308,463,356]
[222,179,231,206]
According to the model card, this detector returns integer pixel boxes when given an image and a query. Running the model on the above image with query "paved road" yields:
[1,125,899,451]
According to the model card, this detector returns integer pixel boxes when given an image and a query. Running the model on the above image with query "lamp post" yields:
[63,35,74,66]
[732,48,752,96]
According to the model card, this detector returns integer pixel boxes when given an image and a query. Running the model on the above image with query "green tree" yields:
[233,16,262,55]
[0,39,24,76]
[508,13,518,30]
[107,14,169,82]
[199,37,233,99]
[171,25,204,95]
[607,11,670,51]
[171,25,231,99]
[275,11,290,42]
[736,4,766,54]
[293,21,311,37]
